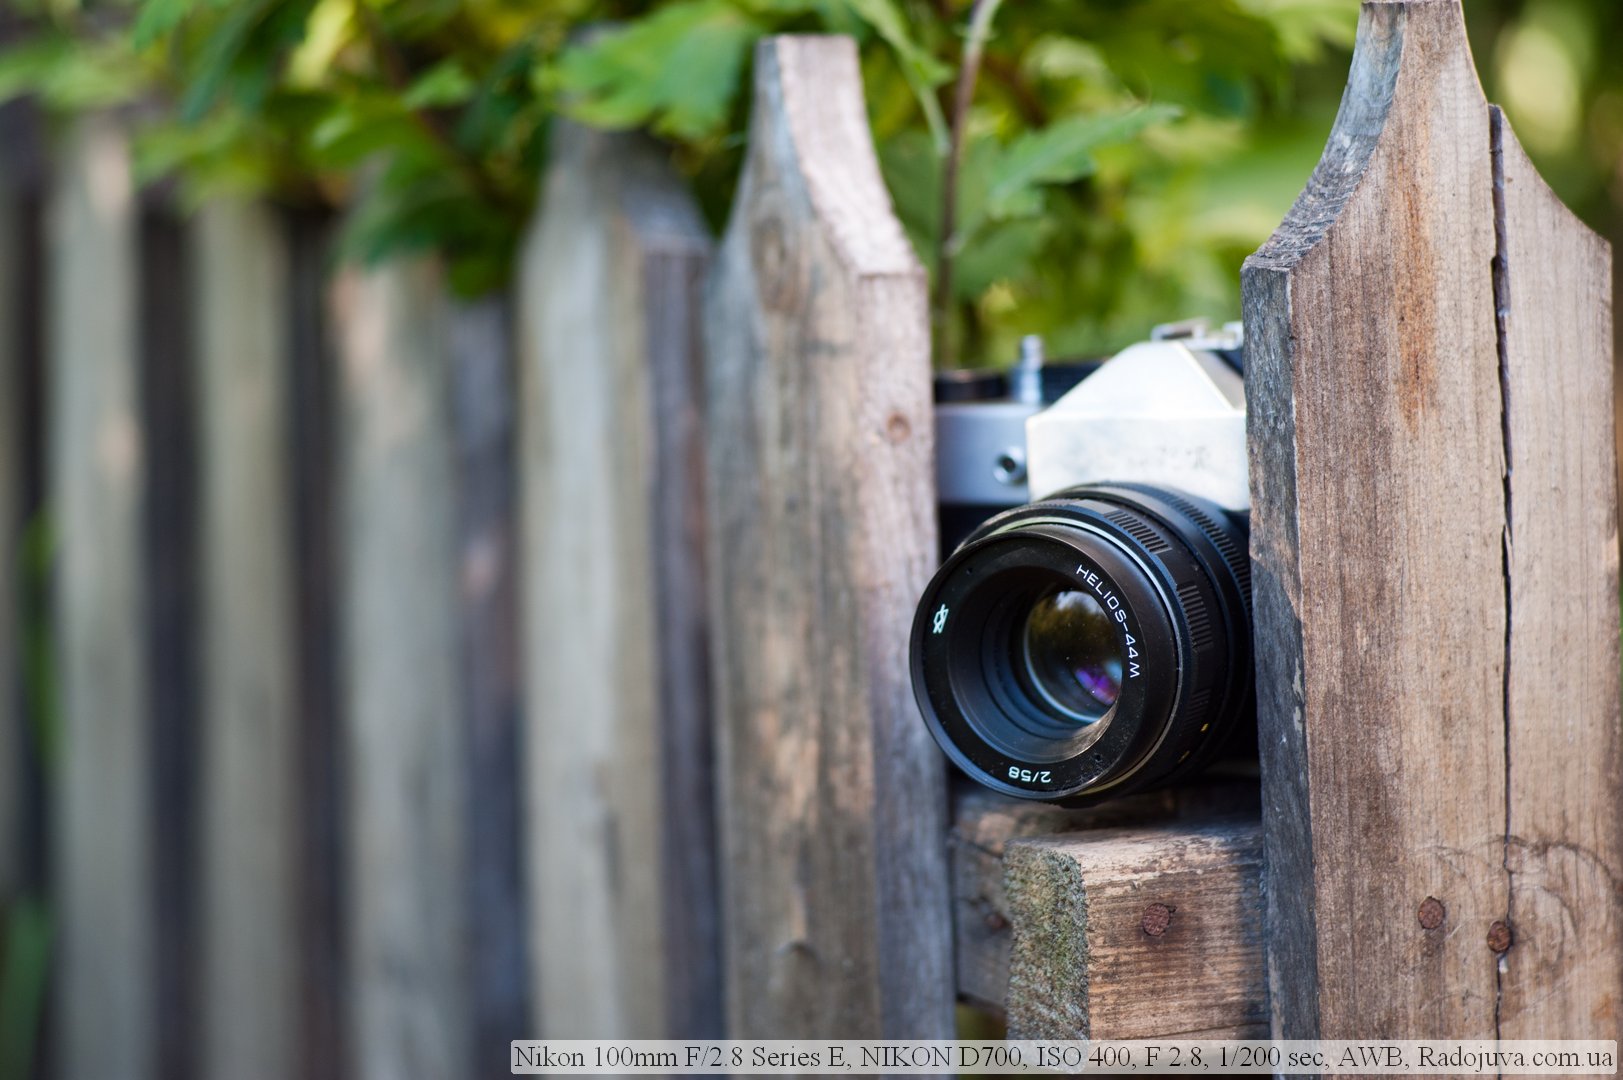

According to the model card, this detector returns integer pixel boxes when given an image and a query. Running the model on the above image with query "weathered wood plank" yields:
[194,199,298,1080]
[449,295,532,1075]
[1242,0,1619,1042]
[1493,110,1622,1041]
[49,113,153,1080]
[1244,0,1504,1040]
[702,35,953,1039]
[952,781,1259,1013]
[139,194,199,1080]
[333,256,469,1078]
[1003,820,1266,1040]
[2,97,45,912]
[286,207,345,1080]
[518,119,720,1038]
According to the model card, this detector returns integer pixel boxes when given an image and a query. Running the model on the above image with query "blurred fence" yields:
[1,32,955,1080]
[1,8,1621,1080]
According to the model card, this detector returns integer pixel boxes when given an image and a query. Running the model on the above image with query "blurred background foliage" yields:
[0,0,1615,366]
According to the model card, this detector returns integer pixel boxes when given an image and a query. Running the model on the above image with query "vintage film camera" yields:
[911,321,1254,807]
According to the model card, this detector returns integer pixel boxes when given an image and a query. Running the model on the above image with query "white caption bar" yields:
[511,1040,1617,1074]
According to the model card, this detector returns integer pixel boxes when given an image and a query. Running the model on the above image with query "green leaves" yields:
[132,0,235,50]
[0,897,51,1080]
[0,0,1362,339]
[402,59,476,110]
[549,1,762,140]
[979,104,1180,224]
[0,35,146,110]
[840,0,950,148]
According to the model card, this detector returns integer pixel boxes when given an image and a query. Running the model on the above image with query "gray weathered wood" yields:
[49,113,153,1080]
[194,199,298,1080]
[286,207,345,1080]
[702,35,953,1039]
[449,295,532,1076]
[518,119,720,1038]
[952,781,1259,1014]
[1003,820,1266,1040]
[0,97,42,910]
[1493,109,1622,1041]
[1242,0,1620,1041]
[140,194,199,1080]
[332,256,469,1079]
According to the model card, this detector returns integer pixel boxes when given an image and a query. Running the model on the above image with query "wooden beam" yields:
[952,782,1259,1015]
[1003,819,1266,1040]
[49,113,153,1080]
[194,199,298,1080]
[517,120,719,1038]
[1242,0,1620,1041]
[702,35,953,1039]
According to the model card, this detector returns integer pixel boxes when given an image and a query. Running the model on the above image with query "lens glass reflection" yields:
[1020,589,1122,724]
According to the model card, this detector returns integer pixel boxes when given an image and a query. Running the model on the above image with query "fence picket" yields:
[49,113,152,1080]
[517,119,720,1039]
[449,294,532,1074]
[1493,109,1622,1040]
[194,199,298,1080]
[285,207,346,1080]
[1241,0,1621,1040]
[702,35,953,1039]
[0,110,23,903]
[332,256,469,1078]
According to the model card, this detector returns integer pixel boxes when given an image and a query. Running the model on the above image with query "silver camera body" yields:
[934,320,1248,551]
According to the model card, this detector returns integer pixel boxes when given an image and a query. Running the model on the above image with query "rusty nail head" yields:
[1141,902,1174,937]
[984,910,1009,932]
[1487,920,1513,953]
[1418,896,1445,930]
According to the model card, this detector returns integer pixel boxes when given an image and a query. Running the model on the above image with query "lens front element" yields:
[1019,589,1121,723]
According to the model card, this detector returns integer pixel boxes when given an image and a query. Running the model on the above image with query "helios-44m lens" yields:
[910,483,1252,806]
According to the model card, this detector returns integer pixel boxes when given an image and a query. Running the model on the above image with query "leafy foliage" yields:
[0,0,1370,363]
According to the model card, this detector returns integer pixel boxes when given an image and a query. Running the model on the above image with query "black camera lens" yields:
[910,483,1252,806]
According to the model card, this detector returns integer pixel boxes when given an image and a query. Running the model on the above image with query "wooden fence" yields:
[0,3,1617,1079]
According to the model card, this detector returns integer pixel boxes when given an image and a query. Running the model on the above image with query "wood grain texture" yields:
[1243,0,1619,1042]
[518,119,720,1038]
[194,199,298,1080]
[702,35,953,1039]
[48,113,153,1080]
[333,256,469,1079]
[450,295,532,1075]
[1493,110,1622,1041]
[1003,820,1266,1040]
[952,781,1259,1013]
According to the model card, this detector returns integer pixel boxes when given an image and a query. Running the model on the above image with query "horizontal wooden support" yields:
[947,782,1265,1039]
